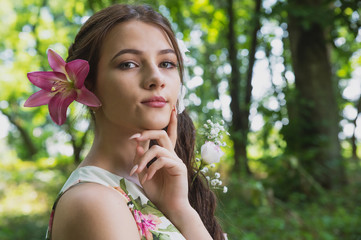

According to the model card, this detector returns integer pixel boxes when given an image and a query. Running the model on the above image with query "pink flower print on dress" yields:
[24,49,101,125]
[133,209,162,240]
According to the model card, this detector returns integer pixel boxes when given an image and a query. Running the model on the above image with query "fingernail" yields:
[129,133,141,139]
[141,173,148,185]
[130,165,138,176]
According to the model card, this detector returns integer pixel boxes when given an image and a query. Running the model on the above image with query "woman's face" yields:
[95,20,181,131]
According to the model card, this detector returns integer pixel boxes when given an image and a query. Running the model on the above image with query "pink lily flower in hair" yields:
[24,49,101,125]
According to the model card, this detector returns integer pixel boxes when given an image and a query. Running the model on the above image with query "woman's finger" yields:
[167,106,177,148]
[135,145,178,174]
[145,156,183,182]
[133,130,173,151]
[129,143,145,177]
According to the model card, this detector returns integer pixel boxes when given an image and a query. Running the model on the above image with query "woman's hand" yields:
[129,108,213,240]
[129,107,189,217]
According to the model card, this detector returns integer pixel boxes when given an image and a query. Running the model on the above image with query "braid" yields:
[175,111,225,240]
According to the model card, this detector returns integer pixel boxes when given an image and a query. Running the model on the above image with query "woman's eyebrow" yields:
[158,49,176,55]
[111,49,142,61]
[111,48,176,61]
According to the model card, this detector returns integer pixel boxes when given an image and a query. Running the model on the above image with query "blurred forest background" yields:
[0,0,361,239]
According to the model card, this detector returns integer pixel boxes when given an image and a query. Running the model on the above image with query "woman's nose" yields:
[143,64,165,89]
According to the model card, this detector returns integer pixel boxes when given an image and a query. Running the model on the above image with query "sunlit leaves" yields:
[191,0,214,14]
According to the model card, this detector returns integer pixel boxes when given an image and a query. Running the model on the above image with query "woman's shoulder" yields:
[55,182,129,213]
[51,182,140,240]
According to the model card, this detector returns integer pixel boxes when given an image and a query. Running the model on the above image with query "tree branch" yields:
[0,109,38,159]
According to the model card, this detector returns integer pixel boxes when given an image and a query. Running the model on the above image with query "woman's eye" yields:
[118,62,137,69]
[159,61,177,69]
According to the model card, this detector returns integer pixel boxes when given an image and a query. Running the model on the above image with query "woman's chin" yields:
[144,122,168,130]
[141,118,169,130]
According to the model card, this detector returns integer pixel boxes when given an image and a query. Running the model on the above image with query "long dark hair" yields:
[67,4,224,239]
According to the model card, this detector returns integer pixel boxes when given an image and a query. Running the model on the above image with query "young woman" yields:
[45,4,224,240]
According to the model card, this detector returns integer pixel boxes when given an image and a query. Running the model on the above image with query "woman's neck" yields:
[79,117,147,177]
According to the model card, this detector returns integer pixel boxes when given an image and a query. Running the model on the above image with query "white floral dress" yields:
[46,166,186,240]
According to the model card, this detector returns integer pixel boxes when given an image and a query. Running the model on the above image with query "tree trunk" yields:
[287,0,346,188]
[226,0,261,175]
[241,0,261,173]
[226,0,246,175]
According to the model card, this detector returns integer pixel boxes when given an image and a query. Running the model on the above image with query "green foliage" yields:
[0,152,74,239]
[0,214,48,240]
[217,175,361,240]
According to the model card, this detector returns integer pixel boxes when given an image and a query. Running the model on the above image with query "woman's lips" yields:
[141,96,167,108]
[142,101,167,107]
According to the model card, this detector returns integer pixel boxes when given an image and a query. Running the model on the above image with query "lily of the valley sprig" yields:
[24,49,101,125]
[193,119,229,193]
